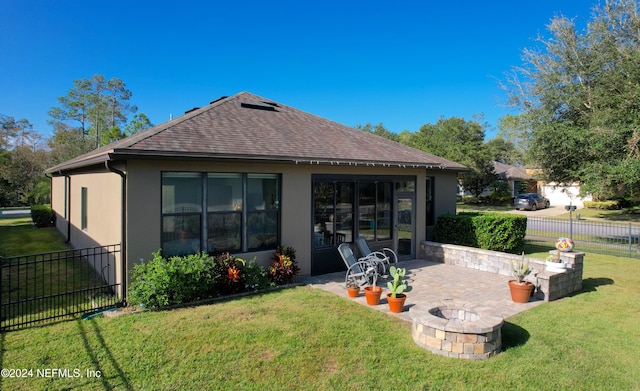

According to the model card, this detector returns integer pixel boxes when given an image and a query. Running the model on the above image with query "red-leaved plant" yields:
[268,246,300,285]
[214,252,246,294]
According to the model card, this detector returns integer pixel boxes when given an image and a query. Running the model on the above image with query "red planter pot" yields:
[508,280,534,303]
[347,287,360,298]
[386,293,407,313]
[363,286,383,305]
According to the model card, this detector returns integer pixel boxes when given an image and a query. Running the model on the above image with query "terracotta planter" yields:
[508,280,534,303]
[386,293,407,313]
[363,286,383,305]
[347,286,360,298]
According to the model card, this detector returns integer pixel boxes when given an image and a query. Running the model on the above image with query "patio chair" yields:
[355,236,397,275]
[337,243,380,288]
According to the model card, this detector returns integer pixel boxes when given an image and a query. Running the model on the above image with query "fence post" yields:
[569,212,573,240]
[629,223,633,258]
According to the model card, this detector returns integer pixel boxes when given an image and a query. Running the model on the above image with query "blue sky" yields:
[1,1,595,141]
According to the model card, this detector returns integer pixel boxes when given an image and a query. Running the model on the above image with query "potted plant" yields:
[386,266,413,313]
[363,273,383,305]
[508,252,534,303]
[346,280,360,298]
[545,249,567,273]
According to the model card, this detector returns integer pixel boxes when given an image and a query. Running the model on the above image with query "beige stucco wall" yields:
[51,175,67,236]
[51,159,460,296]
[125,160,458,276]
[50,169,124,297]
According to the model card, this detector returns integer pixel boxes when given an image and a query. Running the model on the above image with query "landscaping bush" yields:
[213,252,253,295]
[434,212,527,253]
[488,180,513,205]
[30,204,54,227]
[583,200,621,210]
[268,245,300,285]
[128,251,219,308]
[461,195,480,205]
[129,246,300,309]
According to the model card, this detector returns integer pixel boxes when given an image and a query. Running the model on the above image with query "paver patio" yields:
[302,258,544,322]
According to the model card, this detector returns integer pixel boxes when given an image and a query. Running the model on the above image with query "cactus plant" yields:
[387,266,413,298]
[511,252,532,284]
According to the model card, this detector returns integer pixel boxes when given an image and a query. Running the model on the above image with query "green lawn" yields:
[1,218,111,329]
[0,217,70,256]
[1,217,639,390]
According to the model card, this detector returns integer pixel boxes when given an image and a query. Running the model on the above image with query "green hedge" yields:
[30,204,55,227]
[434,212,527,253]
[583,200,621,210]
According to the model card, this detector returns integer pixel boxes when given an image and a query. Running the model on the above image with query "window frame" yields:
[161,171,281,257]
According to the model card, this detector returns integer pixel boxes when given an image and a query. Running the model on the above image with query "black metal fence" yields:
[527,217,640,258]
[0,244,122,331]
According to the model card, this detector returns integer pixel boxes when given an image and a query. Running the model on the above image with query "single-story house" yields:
[493,161,537,197]
[46,92,466,298]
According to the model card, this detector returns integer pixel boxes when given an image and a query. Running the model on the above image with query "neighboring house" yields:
[457,162,535,198]
[493,161,537,197]
[46,92,466,298]
[538,182,592,209]
[523,168,592,208]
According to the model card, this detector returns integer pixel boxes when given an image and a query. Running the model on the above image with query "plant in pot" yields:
[346,280,360,298]
[545,249,567,273]
[386,266,413,313]
[508,252,534,303]
[363,273,383,305]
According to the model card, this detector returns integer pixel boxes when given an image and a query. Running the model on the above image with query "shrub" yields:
[583,200,620,210]
[128,251,219,308]
[488,180,513,205]
[243,257,273,290]
[434,213,527,254]
[268,245,300,285]
[461,195,480,205]
[31,204,55,228]
[433,213,479,248]
[213,252,249,295]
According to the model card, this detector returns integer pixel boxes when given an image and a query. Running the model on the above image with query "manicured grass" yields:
[1,216,639,390]
[1,218,108,329]
[0,217,70,256]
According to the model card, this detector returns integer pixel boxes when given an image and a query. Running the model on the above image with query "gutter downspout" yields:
[106,161,127,305]
[65,173,71,243]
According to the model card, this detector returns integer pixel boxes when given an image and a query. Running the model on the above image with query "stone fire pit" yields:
[410,301,504,360]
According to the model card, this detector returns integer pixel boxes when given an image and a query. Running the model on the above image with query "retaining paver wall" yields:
[419,241,583,301]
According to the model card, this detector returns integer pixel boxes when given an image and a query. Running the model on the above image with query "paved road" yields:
[0,209,30,217]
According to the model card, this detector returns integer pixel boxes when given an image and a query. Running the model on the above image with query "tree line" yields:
[1,75,152,207]
[5,1,640,206]
[362,0,640,202]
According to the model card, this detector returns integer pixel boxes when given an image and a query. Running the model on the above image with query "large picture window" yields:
[162,172,280,257]
[162,173,202,256]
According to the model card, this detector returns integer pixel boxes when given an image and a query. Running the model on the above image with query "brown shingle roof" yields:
[493,161,531,180]
[46,92,466,173]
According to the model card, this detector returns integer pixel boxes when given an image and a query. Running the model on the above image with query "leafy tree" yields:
[48,74,138,149]
[47,123,94,166]
[485,136,524,166]
[402,116,497,198]
[496,114,530,163]
[0,116,48,206]
[1,115,35,149]
[0,145,48,205]
[125,113,154,136]
[503,0,640,199]
[356,122,399,141]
